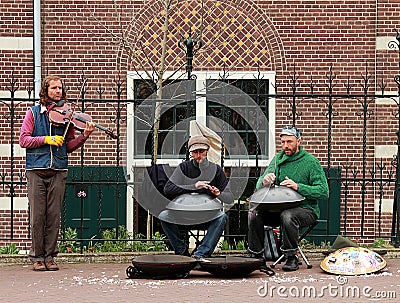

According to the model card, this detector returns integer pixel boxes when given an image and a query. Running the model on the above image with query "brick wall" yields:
[1,0,400,248]
[0,0,33,87]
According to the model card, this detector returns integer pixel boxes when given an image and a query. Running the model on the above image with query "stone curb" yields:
[0,248,398,266]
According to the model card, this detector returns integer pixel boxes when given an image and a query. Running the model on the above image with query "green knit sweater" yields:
[256,147,329,218]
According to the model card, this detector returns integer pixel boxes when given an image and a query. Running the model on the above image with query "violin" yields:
[48,102,118,139]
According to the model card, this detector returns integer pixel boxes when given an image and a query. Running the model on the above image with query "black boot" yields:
[282,255,299,271]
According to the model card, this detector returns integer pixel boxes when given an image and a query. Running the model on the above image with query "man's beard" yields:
[284,146,298,156]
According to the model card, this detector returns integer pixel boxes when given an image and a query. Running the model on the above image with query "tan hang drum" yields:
[320,246,387,275]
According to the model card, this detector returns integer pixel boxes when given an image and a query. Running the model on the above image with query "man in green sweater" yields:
[248,126,329,271]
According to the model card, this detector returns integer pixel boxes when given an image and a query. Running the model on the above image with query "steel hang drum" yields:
[249,185,305,211]
[158,193,224,225]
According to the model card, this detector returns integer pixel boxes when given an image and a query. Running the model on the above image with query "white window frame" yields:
[126,70,276,170]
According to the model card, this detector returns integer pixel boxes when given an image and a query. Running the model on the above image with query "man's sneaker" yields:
[191,255,211,270]
[33,261,46,271]
[45,260,59,271]
[282,255,299,271]
[192,255,211,262]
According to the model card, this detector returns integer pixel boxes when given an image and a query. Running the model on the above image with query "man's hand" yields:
[280,176,299,191]
[195,181,221,196]
[44,135,64,147]
[262,173,276,186]
[209,186,221,197]
[195,181,211,190]
[83,121,95,138]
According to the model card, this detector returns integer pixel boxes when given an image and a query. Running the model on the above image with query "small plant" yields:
[0,243,19,254]
[95,225,130,252]
[58,226,169,253]
[146,231,168,252]
[370,238,391,248]
[218,239,232,250]
[217,239,247,250]
[58,227,81,253]
[299,239,314,249]
[235,239,246,250]
[129,233,148,252]
[318,241,331,249]
[299,239,331,249]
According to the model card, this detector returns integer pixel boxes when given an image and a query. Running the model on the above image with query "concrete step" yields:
[0,248,398,266]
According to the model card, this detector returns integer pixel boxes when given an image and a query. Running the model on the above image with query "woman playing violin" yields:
[19,75,95,271]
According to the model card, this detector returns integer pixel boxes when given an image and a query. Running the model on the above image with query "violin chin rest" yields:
[56,100,65,107]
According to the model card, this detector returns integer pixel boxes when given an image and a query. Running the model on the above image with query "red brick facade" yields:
[1,0,400,248]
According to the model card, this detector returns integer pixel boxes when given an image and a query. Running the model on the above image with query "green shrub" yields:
[299,239,331,249]
[145,231,168,252]
[58,226,168,253]
[0,243,19,254]
[218,239,247,250]
[235,240,246,250]
[129,233,149,252]
[370,238,392,248]
[58,227,81,253]
[218,239,232,250]
[94,226,168,252]
[94,225,130,252]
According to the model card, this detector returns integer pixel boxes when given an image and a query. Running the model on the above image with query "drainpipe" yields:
[33,0,41,103]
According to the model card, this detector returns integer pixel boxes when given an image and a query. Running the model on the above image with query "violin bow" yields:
[62,79,88,138]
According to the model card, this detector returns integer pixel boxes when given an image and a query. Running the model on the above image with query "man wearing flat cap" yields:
[248,126,329,271]
[161,135,234,260]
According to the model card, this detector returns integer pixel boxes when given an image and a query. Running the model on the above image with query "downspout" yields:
[33,0,41,103]
[372,0,378,241]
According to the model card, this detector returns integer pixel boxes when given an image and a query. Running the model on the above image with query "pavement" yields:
[1,253,400,303]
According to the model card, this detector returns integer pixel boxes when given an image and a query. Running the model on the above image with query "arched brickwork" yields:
[117,0,286,73]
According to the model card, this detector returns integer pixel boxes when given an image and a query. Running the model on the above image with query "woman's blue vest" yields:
[25,105,68,169]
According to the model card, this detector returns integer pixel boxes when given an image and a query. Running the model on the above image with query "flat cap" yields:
[188,135,210,152]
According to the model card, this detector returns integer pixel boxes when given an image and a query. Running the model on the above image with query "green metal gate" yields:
[306,168,341,245]
[62,166,127,243]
